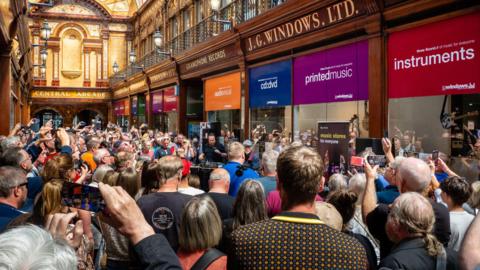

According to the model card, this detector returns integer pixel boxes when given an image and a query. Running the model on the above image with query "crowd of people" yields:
[0,119,479,270]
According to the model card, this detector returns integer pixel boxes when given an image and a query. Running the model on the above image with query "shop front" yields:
[249,59,292,138]
[114,99,130,132]
[387,11,480,182]
[131,95,146,127]
[204,72,242,138]
[151,86,178,133]
[292,40,370,147]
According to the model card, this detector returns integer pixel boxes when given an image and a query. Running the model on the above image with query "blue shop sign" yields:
[249,60,292,108]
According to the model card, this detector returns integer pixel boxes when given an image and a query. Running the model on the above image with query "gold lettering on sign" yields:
[150,68,176,83]
[130,80,146,92]
[245,0,360,52]
[185,49,227,71]
[31,90,111,99]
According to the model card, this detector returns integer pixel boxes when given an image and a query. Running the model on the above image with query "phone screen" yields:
[432,150,439,161]
[61,182,105,212]
[350,156,364,167]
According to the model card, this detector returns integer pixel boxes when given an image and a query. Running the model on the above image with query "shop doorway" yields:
[73,110,103,129]
[34,109,63,128]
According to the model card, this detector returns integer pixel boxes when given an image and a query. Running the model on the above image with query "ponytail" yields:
[423,232,442,257]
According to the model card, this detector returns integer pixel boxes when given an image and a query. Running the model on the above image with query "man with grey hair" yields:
[137,155,192,251]
[328,173,348,194]
[203,168,235,220]
[376,156,404,204]
[0,166,28,231]
[362,157,451,259]
[93,148,114,169]
[0,136,22,152]
[256,150,279,196]
[0,225,78,269]
[380,192,458,269]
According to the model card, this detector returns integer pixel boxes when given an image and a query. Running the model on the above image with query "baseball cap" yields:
[181,159,191,177]
[243,139,253,147]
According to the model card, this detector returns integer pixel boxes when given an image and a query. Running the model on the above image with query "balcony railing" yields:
[110,0,285,85]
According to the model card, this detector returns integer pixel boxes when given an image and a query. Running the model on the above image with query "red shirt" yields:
[177,250,227,270]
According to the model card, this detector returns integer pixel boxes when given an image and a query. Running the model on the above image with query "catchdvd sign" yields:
[249,60,292,108]
[388,12,480,98]
[293,40,368,105]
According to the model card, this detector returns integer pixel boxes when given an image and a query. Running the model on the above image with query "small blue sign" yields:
[249,60,292,108]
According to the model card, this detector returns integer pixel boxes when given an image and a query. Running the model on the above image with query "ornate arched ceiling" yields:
[28,0,139,18]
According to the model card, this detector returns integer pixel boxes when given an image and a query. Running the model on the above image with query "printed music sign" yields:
[388,12,480,98]
[293,40,368,104]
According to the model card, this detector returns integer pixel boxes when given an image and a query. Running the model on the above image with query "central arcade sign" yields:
[244,0,365,52]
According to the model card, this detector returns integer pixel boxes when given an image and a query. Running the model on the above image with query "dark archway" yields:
[34,109,64,128]
[73,109,104,129]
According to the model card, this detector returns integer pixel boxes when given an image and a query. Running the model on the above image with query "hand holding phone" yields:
[350,156,364,167]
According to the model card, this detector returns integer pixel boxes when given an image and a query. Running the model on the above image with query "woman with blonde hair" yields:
[177,196,226,270]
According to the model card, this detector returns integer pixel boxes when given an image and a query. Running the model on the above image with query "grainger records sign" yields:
[388,12,480,98]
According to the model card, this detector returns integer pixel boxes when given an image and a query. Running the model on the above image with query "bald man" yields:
[362,157,450,259]
[200,168,235,220]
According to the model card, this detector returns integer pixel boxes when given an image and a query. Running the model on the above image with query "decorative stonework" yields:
[46,4,97,16]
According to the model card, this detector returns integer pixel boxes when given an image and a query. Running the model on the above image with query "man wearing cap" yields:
[177,157,204,196]
[243,139,260,170]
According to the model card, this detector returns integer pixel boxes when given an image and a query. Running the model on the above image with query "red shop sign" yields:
[388,12,480,98]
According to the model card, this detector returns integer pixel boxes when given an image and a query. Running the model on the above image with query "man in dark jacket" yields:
[379,192,457,269]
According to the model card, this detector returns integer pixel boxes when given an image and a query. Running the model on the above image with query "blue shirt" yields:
[223,161,259,197]
[256,176,277,197]
[0,203,23,232]
[435,172,449,183]
[376,185,400,204]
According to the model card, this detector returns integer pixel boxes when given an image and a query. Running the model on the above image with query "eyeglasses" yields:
[11,182,28,189]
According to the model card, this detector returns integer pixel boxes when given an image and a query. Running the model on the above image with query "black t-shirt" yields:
[347,232,378,270]
[137,192,192,251]
[202,143,226,163]
[366,199,451,259]
[200,192,235,220]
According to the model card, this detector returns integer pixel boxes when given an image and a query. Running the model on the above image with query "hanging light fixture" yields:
[129,50,136,65]
[40,20,51,40]
[112,61,119,73]
[40,48,48,63]
[40,65,46,77]
[210,0,221,12]
[153,30,163,49]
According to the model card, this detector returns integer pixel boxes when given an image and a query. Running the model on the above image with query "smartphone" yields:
[367,155,387,167]
[350,156,364,167]
[432,150,439,161]
[61,182,105,213]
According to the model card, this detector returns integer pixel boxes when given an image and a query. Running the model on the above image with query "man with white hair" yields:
[93,148,114,169]
[256,150,279,196]
[362,157,451,259]
[0,225,78,269]
[376,156,404,204]
[203,168,235,220]
[223,142,259,197]
[380,192,458,269]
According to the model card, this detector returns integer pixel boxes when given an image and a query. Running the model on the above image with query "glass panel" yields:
[186,86,203,117]
[250,106,292,138]
[294,101,369,146]
[207,109,241,133]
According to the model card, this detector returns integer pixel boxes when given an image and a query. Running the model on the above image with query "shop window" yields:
[250,106,292,139]
[207,110,241,135]
[294,101,369,147]
[389,94,480,182]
